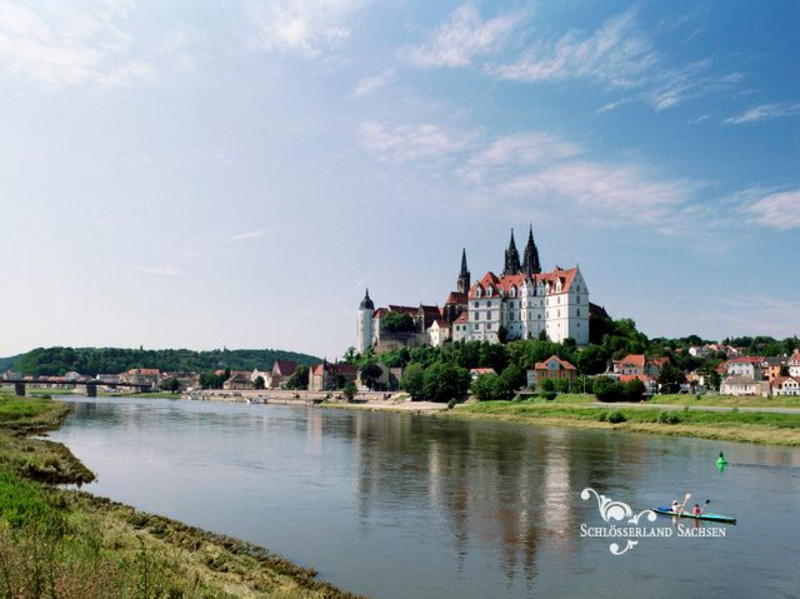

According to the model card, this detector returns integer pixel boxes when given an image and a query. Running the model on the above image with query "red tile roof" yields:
[614,354,646,369]
[727,356,764,364]
[619,374,654,383]
[453,312,469,324]
[273,360,297,377]
[789,351,800,365]
[534,355,577,371]
[470,368,496,375]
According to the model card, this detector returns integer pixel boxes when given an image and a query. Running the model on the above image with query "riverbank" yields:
[0,393,360,599]
[440,400,800,447]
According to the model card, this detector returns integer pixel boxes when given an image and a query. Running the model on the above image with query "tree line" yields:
[11,347,321,377]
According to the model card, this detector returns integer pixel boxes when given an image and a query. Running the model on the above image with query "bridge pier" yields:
[14,383,25,397]
[86,383,97,398]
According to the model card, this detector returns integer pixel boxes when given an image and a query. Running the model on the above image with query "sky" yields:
[0,0,798,361]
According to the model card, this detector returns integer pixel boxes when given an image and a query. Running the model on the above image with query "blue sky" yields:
[0,0,797,360]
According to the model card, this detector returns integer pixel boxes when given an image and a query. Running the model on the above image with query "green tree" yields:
[497,325,509,344]
[422,363,471,403]
[160,377,181,393]
[253,376,265,390]
[383,312,416,333]
[657,363,686,394]
[539,378,555,392]
[401,363,425,400]
[284,365,310,390]
[500,363,526,392]
[343,381,357,402]
[360,360,383,390]
[343,346,359,364]
[471,373,512,401]
[577,344,608,375]
[593,376,624,402]
[622,378,646,402]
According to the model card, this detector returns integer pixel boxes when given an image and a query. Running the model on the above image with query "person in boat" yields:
[692,504,702,516]
[671,500,681,514]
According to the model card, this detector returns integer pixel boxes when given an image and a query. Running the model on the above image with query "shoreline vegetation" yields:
[0,393,361,599]
[442,399,800,447]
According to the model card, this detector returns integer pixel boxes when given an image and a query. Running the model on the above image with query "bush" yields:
[657,411,681,424]
[541,391,556,401]
[593,376,625,402]
[447,398,457,410]
[598,411,608,422]
[471,373,512,402]
[607,410,627,424]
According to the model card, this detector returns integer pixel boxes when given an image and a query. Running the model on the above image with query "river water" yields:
[49,397,799,599]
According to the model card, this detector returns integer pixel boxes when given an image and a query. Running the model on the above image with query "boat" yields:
[653,507,736,524]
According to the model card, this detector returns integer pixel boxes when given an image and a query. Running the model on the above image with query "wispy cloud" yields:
[231,230,266,242]
[460,132,583,181]
[488,8,742,112]
[0,1,155,88]
[358,121,477,163]
[491,9,655,88]
[359,119,705,232]
[723,102,800,125]
[501,161,703,226]
[400,4,521,68]
[741,189,800,230]
[244,0,366,57]
[350,69,393,97]
[134,265,181,276]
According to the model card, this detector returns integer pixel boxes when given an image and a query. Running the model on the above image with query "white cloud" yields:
[231,230,266,242]
[492,9,655,88]
[0,1,154,88]
[723,102,800,125]
[244,0,366,57]
[491,9,743,112]
[358,121,477,163]
[741,189,800,230]
[400,4,521,68]
[501,161,701,225]
[350,70,392,97]
[460,132,583,181]
[134,265,181,276]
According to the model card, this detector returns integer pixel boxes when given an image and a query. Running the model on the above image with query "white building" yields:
[720,376,770,397]
[772,376,800,396]
[789,351,800,378]
[357,227,591,352]
[724,357,764,380]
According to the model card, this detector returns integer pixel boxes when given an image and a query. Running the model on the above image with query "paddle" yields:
[677,492,691,516]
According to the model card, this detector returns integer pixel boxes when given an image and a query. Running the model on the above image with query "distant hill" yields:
[0,355,20,372]
[11,347,322,377]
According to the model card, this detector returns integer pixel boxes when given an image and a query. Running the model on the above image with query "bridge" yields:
[4,379,153,397]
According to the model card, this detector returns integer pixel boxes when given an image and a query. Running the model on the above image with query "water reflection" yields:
[53,398,800,599]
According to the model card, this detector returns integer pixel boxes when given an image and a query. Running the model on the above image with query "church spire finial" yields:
[522,222,541,275]
[457,248,471,294]
[504,228,521,275]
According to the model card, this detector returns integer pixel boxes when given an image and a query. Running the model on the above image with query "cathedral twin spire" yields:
[504,225,541,276]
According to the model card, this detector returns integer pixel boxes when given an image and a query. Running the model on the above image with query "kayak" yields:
[653,507,737,524]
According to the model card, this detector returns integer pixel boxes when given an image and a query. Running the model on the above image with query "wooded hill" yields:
[9,347,321,377]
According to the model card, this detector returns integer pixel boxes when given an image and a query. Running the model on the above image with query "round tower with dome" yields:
[357,288,375,353]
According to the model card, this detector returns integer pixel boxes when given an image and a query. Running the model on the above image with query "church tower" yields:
[457,248,471,294]
[521,224,542,275]
[503,229,521,275]
[357,288,375,353]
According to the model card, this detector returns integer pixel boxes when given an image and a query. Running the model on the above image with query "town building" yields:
[723,357,764,380]
[720,376,770,397]
[531,355,578,387]
[772,376,800,396]
[309,363,359,392]
[270,360,298,389]
[789,351,800,378]
[357,226,592,352]
[612,354,669,377]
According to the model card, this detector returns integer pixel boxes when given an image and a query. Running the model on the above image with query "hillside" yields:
[0,355,20,372]
[11,347,321,377]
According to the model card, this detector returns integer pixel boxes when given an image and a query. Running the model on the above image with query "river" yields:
[49,396,800,599]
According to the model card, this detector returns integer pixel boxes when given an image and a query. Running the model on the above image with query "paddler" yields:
[692,504,702,516]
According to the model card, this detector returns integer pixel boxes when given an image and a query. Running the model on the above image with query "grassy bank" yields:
[445,400,800,446]
[0,394,360,599]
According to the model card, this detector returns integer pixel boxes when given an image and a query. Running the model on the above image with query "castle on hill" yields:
[357,226,592,353]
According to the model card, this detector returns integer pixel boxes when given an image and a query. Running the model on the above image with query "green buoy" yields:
[716,451,727,473]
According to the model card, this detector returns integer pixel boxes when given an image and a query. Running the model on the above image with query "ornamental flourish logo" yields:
[580,488,657,555]
[579,487,728,556]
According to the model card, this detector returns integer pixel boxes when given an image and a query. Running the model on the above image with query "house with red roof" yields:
[772,376,800,396]
[531,355,577,387]
[308,363,359,392]
[270,360,298,389]
[722,356,764,380]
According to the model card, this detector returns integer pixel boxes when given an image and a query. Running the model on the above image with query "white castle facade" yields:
[357,226,591,353]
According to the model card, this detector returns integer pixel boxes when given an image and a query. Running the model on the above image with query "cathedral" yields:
[357,226,590,353]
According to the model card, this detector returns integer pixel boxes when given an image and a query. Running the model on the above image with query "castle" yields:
[357,226,590,353]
